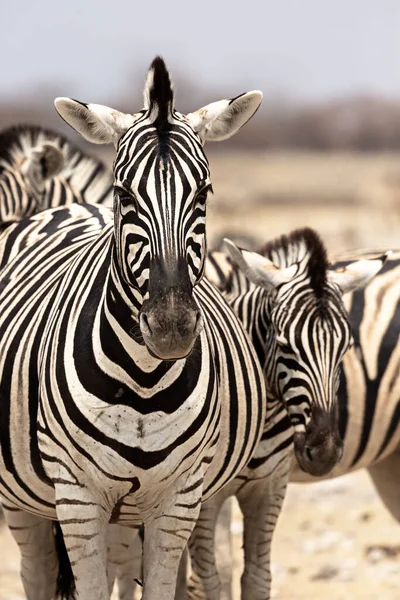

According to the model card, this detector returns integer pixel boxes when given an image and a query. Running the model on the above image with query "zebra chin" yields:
[293,431,344,477]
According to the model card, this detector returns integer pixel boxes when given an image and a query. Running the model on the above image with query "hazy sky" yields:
[2,0,400,104]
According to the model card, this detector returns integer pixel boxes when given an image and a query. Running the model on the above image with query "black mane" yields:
[259,227,329,298]
[147,56,174,132]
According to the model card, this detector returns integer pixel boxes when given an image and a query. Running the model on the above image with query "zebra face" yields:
[225,230,389,476]
[55,57,263,360]
[268,290,351,476]
[112,143,211,360]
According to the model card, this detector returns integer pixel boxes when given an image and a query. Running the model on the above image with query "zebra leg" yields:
[237,464,290,600]
[215,499,233,600]
[187,490,229,600]
[55,484,111,600]
[107,524,142,600]
[2,502,58,600]
[140,479,203,600]
[175,548,189,600]
[368,449,400,521]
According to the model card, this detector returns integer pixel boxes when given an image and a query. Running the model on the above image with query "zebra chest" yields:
[38,370,220,496]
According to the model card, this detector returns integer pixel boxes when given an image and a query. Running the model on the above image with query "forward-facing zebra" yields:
[0,57,266,600]
[183,229,387,600]
[0,123,113,230]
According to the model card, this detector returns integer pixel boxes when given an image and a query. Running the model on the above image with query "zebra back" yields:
[0,124,113,229]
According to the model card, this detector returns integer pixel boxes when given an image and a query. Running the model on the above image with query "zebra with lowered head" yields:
[0,56,266,600]
[184,228,386,600]
[0,124,113,230]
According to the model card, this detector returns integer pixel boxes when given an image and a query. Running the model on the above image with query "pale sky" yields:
[2,0,400,104]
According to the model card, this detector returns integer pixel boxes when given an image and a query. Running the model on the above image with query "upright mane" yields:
[143,56,174,132]
[259,227,329,298]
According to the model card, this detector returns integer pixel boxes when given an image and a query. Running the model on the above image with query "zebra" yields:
[0,56,266,600]
[109,228,387,600]
[0,123,113,230]
[181,229,388,600]
[290,248,400,484]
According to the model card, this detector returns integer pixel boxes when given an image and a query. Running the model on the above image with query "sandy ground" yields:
[232,471,400,600]
[1,470,400,600]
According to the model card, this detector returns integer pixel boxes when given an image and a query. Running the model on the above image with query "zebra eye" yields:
[115,187,138,211]
[193,185,212,210]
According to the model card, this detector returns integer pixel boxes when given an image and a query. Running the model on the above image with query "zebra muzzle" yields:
[139,300,202,361]
[293,430,343,477]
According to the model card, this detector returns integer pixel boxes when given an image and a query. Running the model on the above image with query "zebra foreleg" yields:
[140,478,203,600]
[368,449,400,522]
[187,489,230,600]
[2,502,58,600]
[236,462,290,600]
[55,483,111,600]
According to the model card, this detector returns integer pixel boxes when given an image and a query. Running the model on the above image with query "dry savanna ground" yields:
[1,151,400,599]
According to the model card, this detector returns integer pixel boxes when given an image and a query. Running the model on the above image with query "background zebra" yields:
[291,248,400,484]
[0,56,266,600]
[0,123,113,230]
[186,234,391,600]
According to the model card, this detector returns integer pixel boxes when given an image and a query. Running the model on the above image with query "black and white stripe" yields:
[0,57,264,600]
[183,229,386,600]
[291,247,400,478]
[0,124,113,230]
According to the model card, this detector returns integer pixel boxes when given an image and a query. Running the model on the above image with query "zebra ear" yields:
[187,91,262,143]
[54,98,137,146]
[328,253,390,295]
[224,239,297,291]
[21,143,64,189]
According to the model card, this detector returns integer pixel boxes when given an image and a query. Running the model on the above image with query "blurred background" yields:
[2,0,400,253]
[2,1,400,599]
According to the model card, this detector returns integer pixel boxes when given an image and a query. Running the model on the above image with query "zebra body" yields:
[0,57,265,600]
[0,124,113,229]
[0,204,263,515]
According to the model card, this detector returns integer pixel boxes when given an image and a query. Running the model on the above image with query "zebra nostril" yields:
[194,311,202,332]
[141,313,152,333]
[305,446,313,462]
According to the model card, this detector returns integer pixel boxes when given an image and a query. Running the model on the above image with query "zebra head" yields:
[225,229,388,476]
[54,56,262,360]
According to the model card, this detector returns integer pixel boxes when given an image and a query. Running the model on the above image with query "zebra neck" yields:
[96,242,166,372]
[230,286,271,367]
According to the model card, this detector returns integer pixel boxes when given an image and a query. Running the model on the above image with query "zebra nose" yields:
[294,433,343,477]
[139,304,202,360]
